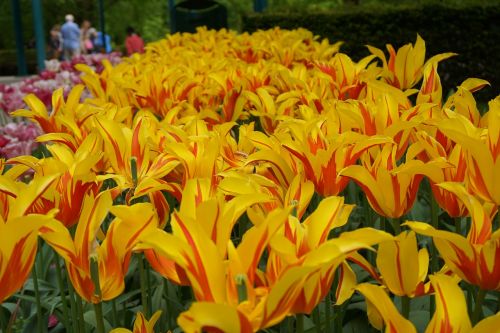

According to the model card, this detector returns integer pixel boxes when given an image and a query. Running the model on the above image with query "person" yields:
[48,24,63,60]
[81,20,97,54]
[60,14,81,60]
[125,26,145,56]
[94,31,112,53]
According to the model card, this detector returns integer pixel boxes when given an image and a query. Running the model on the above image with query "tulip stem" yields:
[472,289,487,324]
[390,217,402,235]
[325,292,331,332]
[0,307,7,333]
[296,313,304,333]
[32,261,44,333]
[429,186,440,318]
[454,217,462,235]
[401,296,411,319]
[76,294,85,333]
[93,302,105,333]
[66,271,80,333]
[163,279,171,329]
[54,255,71,331]
[138,254,150,317]
[111,299,118,327]
[312,306,321,332]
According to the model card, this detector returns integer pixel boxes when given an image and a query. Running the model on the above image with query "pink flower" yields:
[48,314,59,328]
[0,134,10,148]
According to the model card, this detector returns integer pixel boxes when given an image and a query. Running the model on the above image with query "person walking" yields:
[48,24,63,60]
[81,20,97,54]
[60,14,81,60]
[125,26,145,56]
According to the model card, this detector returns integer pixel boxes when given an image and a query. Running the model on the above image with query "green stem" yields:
[401,296,411,319]
[0,306,7,333]
[496,291,500,313]
[390,217,402,235]
[455,217,462,235]
[66,271,80,333]
[312,307,321,332]
[146,262,153,317]
[111,299,118,327]
[138,254,150,317]
[90,256,105,333]
[364,196,376,265]
[296,313,304,333]
[472,289,487,324]
[93,302,105,333]
[325,292,331,332]
[163,279,170,330]
[32,261,44,333]
[334,305,344,332]
[429,186,440,318]
[76,294,85,333]
[54,256,70,330]
[467,287,473,316]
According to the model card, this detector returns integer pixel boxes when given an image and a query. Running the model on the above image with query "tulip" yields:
[407,182,500,291]
[340,143,447,219]
[410,130,468,217]
[110,311,162,333]
[0,176,57,302]
[438,98,500,204]
[367,34,454,90]
[356,283,416,333]
[9,134,102,227]
[178,302,253,333]
[95,115,179,223]
[278,118,391,196]
[13,85,88,146]
[426,274,472,333]
[40,191,158,303]
[376,231,429,297]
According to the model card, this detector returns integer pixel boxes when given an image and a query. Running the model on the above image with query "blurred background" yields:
[1,0,498,100]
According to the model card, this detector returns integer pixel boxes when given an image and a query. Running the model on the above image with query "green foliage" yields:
[242,2,500,102]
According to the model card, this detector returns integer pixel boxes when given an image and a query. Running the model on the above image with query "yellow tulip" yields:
[40,191,158,303]
[376,231,429,297]
[340,143,446,218]
[178,302,253,333]
[438,97,500,205]
[407,183,500,291]
[0,213,55,303]
[367,34,454,90]
[410,130,468,217]
[426,274,472,333]
[95,115,179,223]
[356,283,416,333]
[0,176,58,302]
[110,311,162,333]
[277,117,391,196]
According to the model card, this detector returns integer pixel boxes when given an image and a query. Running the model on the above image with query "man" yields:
[60,14,80,60]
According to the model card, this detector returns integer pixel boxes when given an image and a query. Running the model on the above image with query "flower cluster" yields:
[0,121,41,159]
[0,53,121,114]
[1,27,500,332]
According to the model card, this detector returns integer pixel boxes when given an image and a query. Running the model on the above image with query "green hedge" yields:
[242,3,500,102]
[0,49,37,75]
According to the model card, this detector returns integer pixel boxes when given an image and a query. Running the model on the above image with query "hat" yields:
[65,14,74,22]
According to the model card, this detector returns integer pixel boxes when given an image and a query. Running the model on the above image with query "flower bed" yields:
[1,27,499,333]
[0,53,122,115]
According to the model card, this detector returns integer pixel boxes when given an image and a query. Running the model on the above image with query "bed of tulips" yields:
[1,27,500,332]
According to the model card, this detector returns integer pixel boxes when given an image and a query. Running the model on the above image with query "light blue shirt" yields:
[61,21,80,50]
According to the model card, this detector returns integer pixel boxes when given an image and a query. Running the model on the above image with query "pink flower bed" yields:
[0,53,122,159]
[0,122,41,159]
[0,53,122,114]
